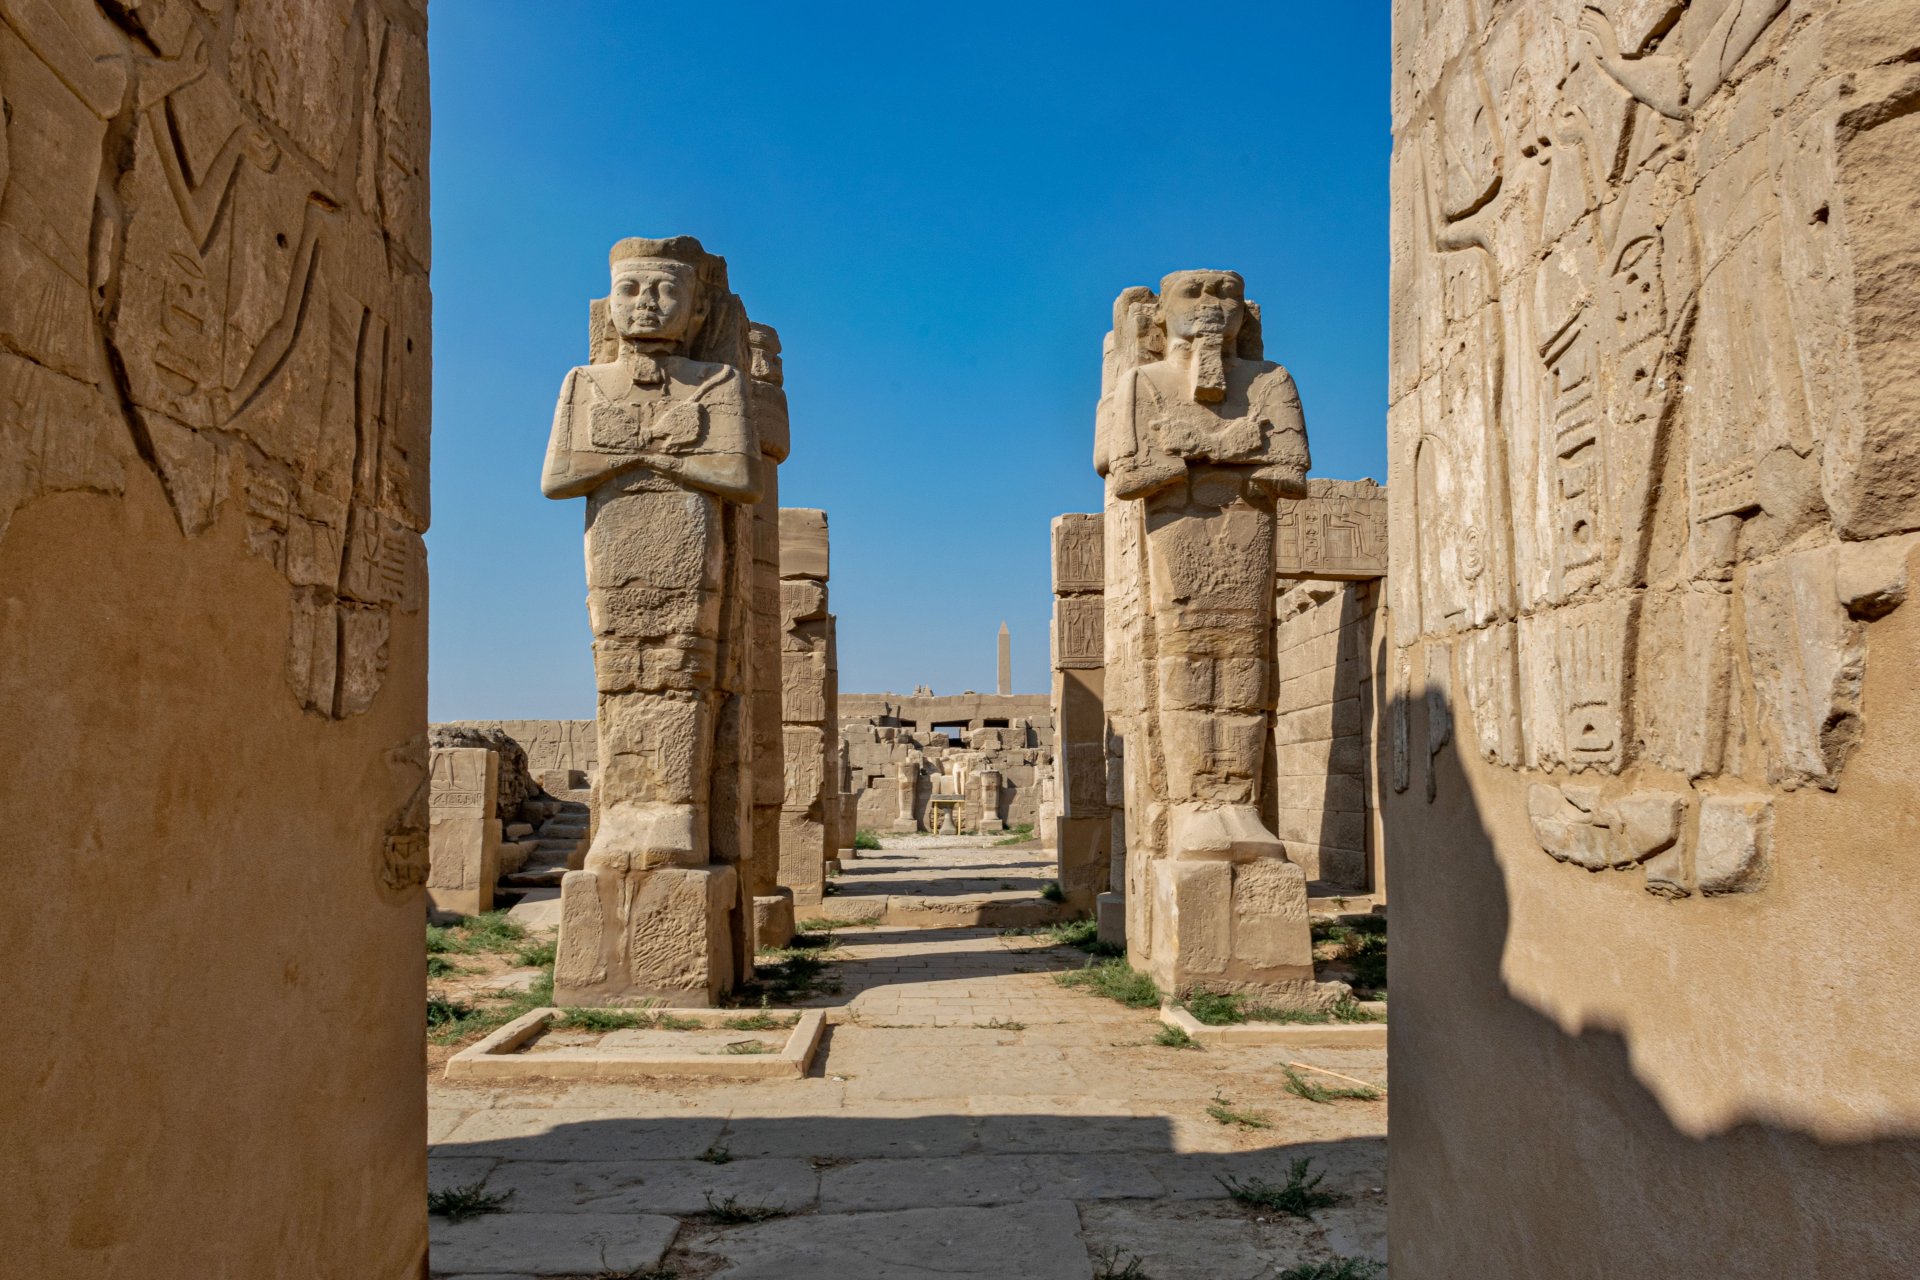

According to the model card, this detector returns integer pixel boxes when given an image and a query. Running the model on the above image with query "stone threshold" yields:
[445,1007,826,1081]
[1159,1002,1388,1048]
[815,894,1078,929]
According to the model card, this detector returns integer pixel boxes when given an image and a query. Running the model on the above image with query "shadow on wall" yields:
[1383,691,1920,1278]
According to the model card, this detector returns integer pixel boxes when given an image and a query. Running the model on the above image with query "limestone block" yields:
[1696,796,1773,896]
[1527,784,1685,872]
[778,508,829,580]
[554,863,738,1007]
[1052,513,1105,593]
[1232,858,1313,971]
[1053,597,1104,670]
[1743,549,1864,790]
[753,892,796,950]
[427,748,501,917]
[1276,480,1389,580]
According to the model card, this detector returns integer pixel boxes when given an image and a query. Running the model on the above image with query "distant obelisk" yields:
[997,621,1011,695]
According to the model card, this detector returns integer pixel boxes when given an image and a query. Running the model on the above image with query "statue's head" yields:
[607,236,712,348]
[747,322,783,386]
[1157,270,1247,345]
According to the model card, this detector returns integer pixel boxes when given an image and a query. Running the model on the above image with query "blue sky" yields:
[426,4,1391,721]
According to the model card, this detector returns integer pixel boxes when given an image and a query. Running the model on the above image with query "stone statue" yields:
[1097,270,1330,1002]
[543,236,762,1005]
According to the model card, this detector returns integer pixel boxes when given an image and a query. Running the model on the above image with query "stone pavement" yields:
[431,838,1388,1278]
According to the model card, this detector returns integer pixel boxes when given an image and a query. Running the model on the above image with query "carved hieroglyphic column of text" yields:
[747,322,794,948]
[1050,513,1111,917]
[426,747,500,918]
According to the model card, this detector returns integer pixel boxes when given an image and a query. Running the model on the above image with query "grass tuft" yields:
[994,822,1037,846]
[699,1191,785,1224]
[1217,1158,1342,1219]
[511,938,557,969]
[1205,1094,1273,1129]
[1282,1065,1380,1104]
[852,828,882,851]
[426,955,459,979]
[697,1143,732,1165]
[1182,992,1384,1027]
[1054,958,1159,1009]
[723,1039,774,1055]
[1040,880,1066,903]
[1277,1260,1383,1280]
[1152,1024,1199,1050]
[1093,1247,1152,1279]
[427,1180,511,1222]
[559,1007,655,1033]
[427,994,473,1028]
[429,967,556,1046]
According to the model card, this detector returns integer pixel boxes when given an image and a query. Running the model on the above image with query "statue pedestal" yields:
[1146,854,1324,1003]
[554,863,738,1007]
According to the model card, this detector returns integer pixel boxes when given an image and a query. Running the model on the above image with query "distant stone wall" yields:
[436,720,597,785]
[1273,579,1382,893]
[840,692,1053,747]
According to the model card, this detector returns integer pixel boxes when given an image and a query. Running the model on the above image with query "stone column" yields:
[748,323,795,948]
[974,769,1006,833]
[1094,272,1330,1005]
[1050,513,1112,916]
[427,748,502,918]
[543,235,762,1007]
[777,509,833,910]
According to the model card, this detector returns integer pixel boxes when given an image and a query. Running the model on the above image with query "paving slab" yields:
[482,1157,819,1215]
[820,1151,1163,1213]
[679,1199,1094,1279]
[429,1210,677,1276]
[435,1108,726,1161]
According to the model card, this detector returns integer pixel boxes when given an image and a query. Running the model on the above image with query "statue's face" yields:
[609,260,699,343]
[1161,271,1245,343]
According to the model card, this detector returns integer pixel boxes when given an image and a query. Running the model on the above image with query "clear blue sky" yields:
[426,4,1391,721]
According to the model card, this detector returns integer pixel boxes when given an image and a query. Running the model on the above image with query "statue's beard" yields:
[1184,333,1228,403]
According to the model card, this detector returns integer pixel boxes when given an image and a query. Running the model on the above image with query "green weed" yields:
[853,829,882,851]
[723,1040,774,1055]
[994,823,1037,846]
[1216,1158,1341,1219]
[559,1007,655,1033]
[1277,1259,1383,1280]
[427,1180,511,1222]
[1152,1024,1199,1050]
[1040,880,1066,903]
[697,1143,732,1165]
[699,1191,785,1224]
[1205,1094,1272,1129]
[1282,1066,1380,1104]
[1054,959,1160,1009]
[1093,1248,1151,1279]
[512,938,557,969]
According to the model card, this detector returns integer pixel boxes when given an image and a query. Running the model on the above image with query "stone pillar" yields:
[543,236,761,1007]
[1388,2,1920,1271]
[748,323,794,948]
[1050,513,1112,916]
[3,3,432,1270]
[778,509,832,910]
[427,748,502,918]
[1094,272,1330,1005]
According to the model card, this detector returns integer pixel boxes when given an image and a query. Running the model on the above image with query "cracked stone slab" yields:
[819,1152,1162,1213]
[683,1199,1093,1279]
[433,1108,726,1160]
[428,1210,677,1276]
[481,1157,819,1215]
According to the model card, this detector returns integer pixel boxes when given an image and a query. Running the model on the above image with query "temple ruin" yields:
[11,1,1918,1275]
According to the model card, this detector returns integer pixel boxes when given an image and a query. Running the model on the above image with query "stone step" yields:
[540,823,589,839]
[535,838,580,855]
[503,865,567,888]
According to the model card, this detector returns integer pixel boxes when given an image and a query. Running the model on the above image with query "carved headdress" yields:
[589,234,749,368]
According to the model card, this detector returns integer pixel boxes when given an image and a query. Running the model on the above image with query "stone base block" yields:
[978,817,1006,833]
[554,863,737,1007]
[753,891,796,950]
[890,819,920,834]
[425,885,490,919]
[1096,891,1126,948]
[1147,855,1316,999]
[1055,815,1111,911]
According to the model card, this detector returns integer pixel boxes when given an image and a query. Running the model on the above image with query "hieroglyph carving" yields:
[1390,0,1920,895]
[543,235,762,1005]
[0,1,430,723]
[1276,480,1389,580]
[1096,270,1336,1002]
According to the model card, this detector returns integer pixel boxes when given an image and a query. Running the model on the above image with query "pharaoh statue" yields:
[1096,270,1331,1002]
[542,236,762,1005]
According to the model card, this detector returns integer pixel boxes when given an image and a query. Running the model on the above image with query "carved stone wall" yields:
[1,1,430,1272]
[1387,1,1920,1272]
[1050,513,1111,913]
